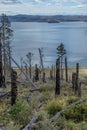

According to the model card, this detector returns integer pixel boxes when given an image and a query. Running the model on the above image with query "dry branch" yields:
[0,91,11,98]
[23,116,39,130]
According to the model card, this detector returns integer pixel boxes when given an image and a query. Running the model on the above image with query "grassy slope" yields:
[0,67,87,130]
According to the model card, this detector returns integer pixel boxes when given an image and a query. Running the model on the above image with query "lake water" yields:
[11,22,87,67]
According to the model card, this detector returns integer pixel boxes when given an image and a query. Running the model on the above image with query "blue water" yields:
[11,22,87,67]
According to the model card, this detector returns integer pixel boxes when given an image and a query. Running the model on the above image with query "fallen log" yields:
[35,102,45,111]
[0,91,11,98]
[23,102,45,130]
[29,88,41,92]
[23,116,39,130]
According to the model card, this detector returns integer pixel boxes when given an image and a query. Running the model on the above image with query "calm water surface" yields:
[11,22,87,67]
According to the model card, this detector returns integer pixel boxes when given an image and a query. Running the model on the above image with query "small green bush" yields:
[78,123,87,130]
[54,116,76,129]
[40,84,53,92]
[39,92,50,102]
[10,96,31,126]
[67,96,79,105]
[46,99,63,117]
[6,124,20,130]
[62,102,87,121]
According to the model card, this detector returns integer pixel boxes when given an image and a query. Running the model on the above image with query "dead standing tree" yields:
[38,48,45,80]
[50,66,53,80]
[76,63,79,93]
[72,63,80,96]
[11,69,17,106]
[38,48,44,69]
[65,56,68,82]
[72,73,76,91]
[55,58,60,95]
[0,33,3,87]
[26,52,33,79]
[35,64,39,82]
[0,14,13,85]
[23,61,28,76]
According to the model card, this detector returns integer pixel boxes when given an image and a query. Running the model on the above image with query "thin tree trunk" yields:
[55,58,60,95]
[0,35,3,87]
[65,56,68,82]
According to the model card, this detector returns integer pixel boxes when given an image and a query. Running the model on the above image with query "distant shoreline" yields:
[1,14,87,22]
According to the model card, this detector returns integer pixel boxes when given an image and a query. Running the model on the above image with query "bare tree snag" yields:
[0,34,3,87]
[50,70,53,80]
[43,72,46,83]
[54,66,55,79]
[78,82,81,97]
[11,69,17,106]
[38,48,44,69]
[55,58,60,95]
[76,63,79,94]
[65,56,68,82]
[35,64,39,82]
[26,52,33,79]
[72,73,76,91]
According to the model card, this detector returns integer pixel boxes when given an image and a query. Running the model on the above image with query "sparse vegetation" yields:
[0,14,87,130]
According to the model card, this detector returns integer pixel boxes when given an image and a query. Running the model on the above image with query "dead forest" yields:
[0,14,87,130]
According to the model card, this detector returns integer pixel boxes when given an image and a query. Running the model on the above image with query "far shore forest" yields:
[0,14,87,130]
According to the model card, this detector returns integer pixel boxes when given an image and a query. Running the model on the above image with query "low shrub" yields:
[67,96,79,105]
[77,123,87,130]
[62,102,87,121]
[46,99,63,117]
[6,124,20,130]
[40,84,54,92]
[10,96,31,126]
[39,91,50,102]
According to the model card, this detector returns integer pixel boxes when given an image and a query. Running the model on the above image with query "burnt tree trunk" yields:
[50,70,53,80]
[11,69,17,106]
[0,35,3,87]
[76,63,79,94]
[54,66,55,79]
[35,64,39,82]
[65,56,68,82]
[72,73,76,92]
[78,82,81,97]
[43,72,46,83]
[55,58,60,95]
